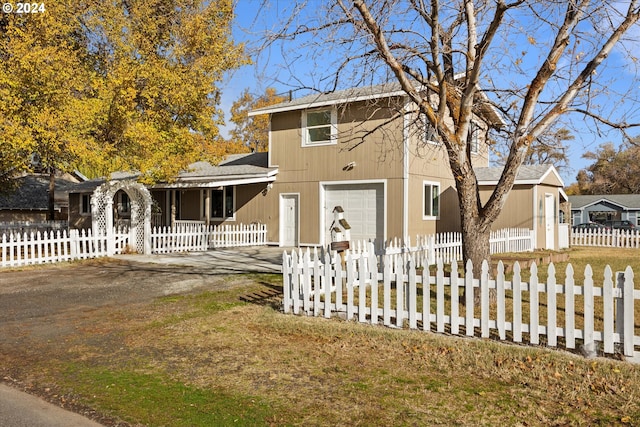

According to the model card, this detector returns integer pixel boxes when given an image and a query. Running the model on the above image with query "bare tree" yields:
[256,0,640,270]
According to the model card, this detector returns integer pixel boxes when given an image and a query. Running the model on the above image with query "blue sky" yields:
[220,1,640,186]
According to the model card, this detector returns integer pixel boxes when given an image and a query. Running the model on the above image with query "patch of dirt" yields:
[0,258,266,426]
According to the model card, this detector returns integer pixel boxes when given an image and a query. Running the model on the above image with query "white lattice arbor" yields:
[91,180,152,255]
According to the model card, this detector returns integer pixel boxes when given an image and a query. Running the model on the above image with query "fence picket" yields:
[583,265,595,350]
[408,258,417,329]
[346,252,355,321]
[383,255,392,327]
[369,247,379,325]
[465,260,474,337]
[565,265,576,349]
[603,266,614,354]
[496,261,506,340]
[547,264,557,347]
[512,262,523,343]
[623,266,635,357]
[450,260,460,335]
[395,254,404,328]
[481,261,490,338]
[436,258,445,333]
[530,264,540,345]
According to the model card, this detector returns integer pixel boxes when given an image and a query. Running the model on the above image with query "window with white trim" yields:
[302,108,337,146]
[423,182,440,219]
[468,121,480,154]
[204,187,235,219]
[421,113,440,144]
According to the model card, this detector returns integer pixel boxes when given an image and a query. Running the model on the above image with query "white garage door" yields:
[324,183,384,245]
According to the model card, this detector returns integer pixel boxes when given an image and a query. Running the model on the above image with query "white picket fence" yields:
[572,228,640,248]
[209,223,268,248]
[0,229,130,268]
[282,242,640,361]
[347,228,534,268]
[152,222,268,252]
[151,225,209,254]
[1,223,268,268]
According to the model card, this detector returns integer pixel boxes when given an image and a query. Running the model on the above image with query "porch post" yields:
[170,189,176,228]
[204,189,211,227]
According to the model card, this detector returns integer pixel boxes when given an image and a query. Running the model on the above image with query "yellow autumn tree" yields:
[229,88,287,152]
[0,0,248,190]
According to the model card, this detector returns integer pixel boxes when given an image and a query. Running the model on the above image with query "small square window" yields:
[303,108,336,146]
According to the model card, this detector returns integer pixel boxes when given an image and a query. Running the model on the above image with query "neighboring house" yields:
[476,164,567,250]
[0,173,80,223]
[68,152,278,230]
[569,194,640,226]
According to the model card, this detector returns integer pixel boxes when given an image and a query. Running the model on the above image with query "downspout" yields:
[402,96,410,242]
[532,185,538,249]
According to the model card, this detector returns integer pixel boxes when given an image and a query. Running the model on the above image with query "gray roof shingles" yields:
[474,164,554,183]
[0,174,79,210]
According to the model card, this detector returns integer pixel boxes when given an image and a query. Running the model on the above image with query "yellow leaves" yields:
[527,35,537,45]
[1,0,245,181]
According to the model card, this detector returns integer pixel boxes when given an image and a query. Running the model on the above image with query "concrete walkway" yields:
[0,384,102,427]
[114,245,286,274]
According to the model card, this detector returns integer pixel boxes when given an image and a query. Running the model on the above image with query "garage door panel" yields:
[325,184,384,244]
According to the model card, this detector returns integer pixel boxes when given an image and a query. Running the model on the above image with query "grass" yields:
[4,253,640,426]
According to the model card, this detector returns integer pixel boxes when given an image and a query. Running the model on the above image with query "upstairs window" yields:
[421,113,440,145]
[423,182,440,219]
[302,108,337,146]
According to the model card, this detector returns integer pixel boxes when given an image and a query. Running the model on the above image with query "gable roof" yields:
[568,194,640,210]
[249,82,505,127]
[249,83,405,116]
[475,164,564,186]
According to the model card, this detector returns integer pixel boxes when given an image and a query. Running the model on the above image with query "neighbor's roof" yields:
[568,194,640,210]
[249,82,505,127]
[0,174,80,210]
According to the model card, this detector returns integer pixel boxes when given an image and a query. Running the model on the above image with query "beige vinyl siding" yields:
[479,184,536,230]
[269,98,405,245]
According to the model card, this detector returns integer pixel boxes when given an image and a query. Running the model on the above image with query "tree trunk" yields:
[48,168,55,221]
[456,173,493,305]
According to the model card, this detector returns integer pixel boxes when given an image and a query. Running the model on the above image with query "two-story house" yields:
[245,83,499,247]
[68,82,566,249]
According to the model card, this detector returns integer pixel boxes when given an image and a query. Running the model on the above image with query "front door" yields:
[545,193,555,250]
[280,194,299,247]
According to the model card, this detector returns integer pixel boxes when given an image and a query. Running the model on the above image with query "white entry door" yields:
[280,194,299,247]
[545,193,555,250]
